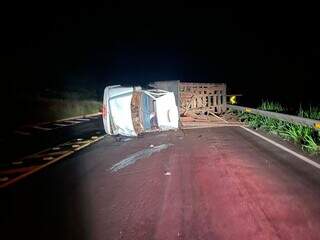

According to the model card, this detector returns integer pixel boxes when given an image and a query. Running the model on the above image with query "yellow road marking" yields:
[74,140,91,144]
[0,177,9,182]
[34,150,72,158]
[0,135,104,188]
[12,161,23,165]
[53,123,69,127]
[63,120,81,124]
[0,166,36,175]
[33,126,52,131]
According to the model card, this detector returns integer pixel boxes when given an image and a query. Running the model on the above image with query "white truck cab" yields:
[102,85,179,136]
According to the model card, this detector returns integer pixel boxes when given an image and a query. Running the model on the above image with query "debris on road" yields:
[115,136,133,142]
[110,143,173,172]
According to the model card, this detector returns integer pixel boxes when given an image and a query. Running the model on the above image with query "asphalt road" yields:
[1,126,320,240]
[0,115,104,162]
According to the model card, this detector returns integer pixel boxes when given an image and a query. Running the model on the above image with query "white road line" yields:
[75,118,91,121]
[240,126,320,170]
[33,126,52,131]
[53,123,69,127]
[15,113,101,132]
[55,112,101,123]
[0,135,105,188]
[14,130,31,136]
[63,120,81,124]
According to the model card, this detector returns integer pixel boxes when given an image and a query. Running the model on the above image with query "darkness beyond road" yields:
[1,127,320,240]
[2,6,320,109]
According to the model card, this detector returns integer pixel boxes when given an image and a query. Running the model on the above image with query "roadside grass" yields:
[15,97,102,125]
[258,100,287,113]
[40,88,100,101]
[298,105,320,120]
[1,88,102,137]
[11,89,102,127]
[39,88,102,121]
[41,98,102,122]
[236,111,320,155]
[257,100,320,121]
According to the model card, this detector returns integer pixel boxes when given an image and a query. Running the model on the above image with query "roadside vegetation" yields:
[13,88,102,127]
[298,105,320,120]
[33,98,101,122]
[258,100,287,113]
[234,101,320,155]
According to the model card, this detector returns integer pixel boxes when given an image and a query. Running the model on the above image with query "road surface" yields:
[0,115,103,162]
[1,126,320,240]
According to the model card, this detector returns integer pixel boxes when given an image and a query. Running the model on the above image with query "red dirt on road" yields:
[81,127,320,239]
[2,127,320,240]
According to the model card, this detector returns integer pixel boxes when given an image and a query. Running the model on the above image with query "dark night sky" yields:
[1,3,320,106]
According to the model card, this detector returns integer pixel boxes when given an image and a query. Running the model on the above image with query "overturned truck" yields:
[149,81,227,118]
[102,85,179,136]
[102,81,227,136]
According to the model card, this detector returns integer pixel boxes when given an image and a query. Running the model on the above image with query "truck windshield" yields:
[140,93,158,130]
